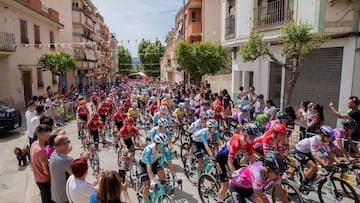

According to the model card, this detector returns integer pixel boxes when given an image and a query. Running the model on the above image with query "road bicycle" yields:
[117,147,142,189]
[137,180,174,203]
[79,120,87,148]
[84,141,100,177]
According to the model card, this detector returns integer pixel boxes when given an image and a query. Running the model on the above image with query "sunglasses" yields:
[158,143,167,148]
[351,126,357,131]
[247,134,256,141]
[274,171,283,177]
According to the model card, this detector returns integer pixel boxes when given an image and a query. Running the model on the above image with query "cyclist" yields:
[230,151,289,203]
[127,102,140,123]
[190,119,223,178]
[118,117,142,178]
[216,123,261,202]
[99,90,106,101]
[173,102,187,131]
[76,99,90,139]
[97,101,109,144]
[253,123,286,156]
[139,133,178,203]
[106,97,115,117]
[86,112,103,150]
[123,98,131,111]
[294,125,340,186]
[195,100,211,118]
[330,118,360,161]
[146,118,171,146]
[152,106,172,126]
[113,106,127,135]
[90,92,99,111]
[254,114,269,134]
[189,111,209,133]
[266,112,289,130]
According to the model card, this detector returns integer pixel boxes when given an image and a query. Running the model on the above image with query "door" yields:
[269,62,282,107]
[22,71,32,106]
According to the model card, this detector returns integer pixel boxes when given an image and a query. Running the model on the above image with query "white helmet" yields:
[206,109,215,118]
[178,102,185,109]
[157,118,168,127]
[200,111,208,118]
[160,105,168,113]
[154,133,168,144]
[132,102,138,108]
[206,119,218,128]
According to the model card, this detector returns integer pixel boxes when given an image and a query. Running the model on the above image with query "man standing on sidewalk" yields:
[25,101,36,147]
[30,124,52,203]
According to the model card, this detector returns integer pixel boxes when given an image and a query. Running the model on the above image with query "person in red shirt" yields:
[99,90,106,102]
[86,112,103,150]
[97,101,110,144]
[76,99,90,139]
[253,123,286,156]
[90,92,99,111]
[107,97,115,116]
[113,106,127,133]
[123,98,131,111]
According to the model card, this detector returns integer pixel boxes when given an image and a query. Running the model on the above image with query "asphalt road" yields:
[0,119,359,203]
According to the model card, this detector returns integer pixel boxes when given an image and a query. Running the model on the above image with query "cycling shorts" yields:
[139,159,163,182]
[90,130,99,144]
[192,141,206,158]
[229,183,256,203]
[294,150,314,165]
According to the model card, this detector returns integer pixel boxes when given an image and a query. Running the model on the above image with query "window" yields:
[191,12,196,22]
[20,20,28,44]
[249,71,254,88]
[50,31,55,49]
[52,73,57,84]
[37,68,44,88]
[34,25,40,47]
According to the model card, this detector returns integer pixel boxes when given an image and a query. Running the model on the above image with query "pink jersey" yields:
[231,161,281,199]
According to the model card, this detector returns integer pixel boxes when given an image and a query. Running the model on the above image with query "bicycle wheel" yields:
[184,153,198,184]
[180,131,191,145]
[180,143,191,165]
[93,152,100,176]
[271,180,303,203]
[80,128,86,147]
[317,176,359,203]
[129,160,140,188]
[198,173,220,203]
[156,194,173,203]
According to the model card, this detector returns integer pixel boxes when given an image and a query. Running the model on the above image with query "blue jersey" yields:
[147,126,171,141]
[152,112,171,125]
[141,143,172,164]
[191,128,220,144]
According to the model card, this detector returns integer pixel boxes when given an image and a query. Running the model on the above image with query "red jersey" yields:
[214,113,224,120]
[77,106,89,117]
[113,112,127,122]
[87,120,103,131]
[253,130,283,154]
[119,126,139,140]
[226,134,253,162]
[97,104,109,115]
[123,102,131,110]
[91,96,99,103]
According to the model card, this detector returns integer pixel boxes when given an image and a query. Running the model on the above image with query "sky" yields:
[92,0,184,56]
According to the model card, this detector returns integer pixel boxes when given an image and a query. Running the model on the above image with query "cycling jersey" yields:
[214,113,224,120]
[253,130,283,154]
[265,120,278,130]
[221,134,254,162]
[149,104,158,115]
[119,126,139,140]
[140,95,148,102]
[76,106,89,117]
[97,105,109,115]
[152,112,171,125]
[231,161,281,196]
[127,108,140,118]
[147,127,171,142]
[113,113,127,122]
[195,106,209,116]
[90,96,99,103]
[173,108,186,118]
[87,120,103,131]
[295,135,331,154]
[332,128,351,142]
[189,119,205,132]
[191,128,220,144]
[141,143,171,165]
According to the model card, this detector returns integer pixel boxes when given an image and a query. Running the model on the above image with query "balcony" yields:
[254,0,293,31]
[225,17,236,39]
[0,32,16,52]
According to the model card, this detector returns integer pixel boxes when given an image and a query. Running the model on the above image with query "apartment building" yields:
[221,0,360,126]
[0,0,63,108]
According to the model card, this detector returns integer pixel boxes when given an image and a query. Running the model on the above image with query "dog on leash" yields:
[14,145,29,166]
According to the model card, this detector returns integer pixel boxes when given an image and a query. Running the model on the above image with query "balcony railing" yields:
[225,17,235,38]
[0,32,16,52]
[254,0,293,29]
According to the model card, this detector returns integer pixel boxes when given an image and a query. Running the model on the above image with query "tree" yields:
[240,22,328,106]
[117,45,132,75]
[176,41,231,83]
[138,40,165,77]
[39,51,75,91]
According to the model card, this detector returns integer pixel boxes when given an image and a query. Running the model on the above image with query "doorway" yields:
[22,71,32,106]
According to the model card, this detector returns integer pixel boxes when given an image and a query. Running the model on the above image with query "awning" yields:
[84,49,96,61]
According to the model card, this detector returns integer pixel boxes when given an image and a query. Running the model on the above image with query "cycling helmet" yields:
[107,98,113,103]
[203,100,211,106]
[271,123,287,135]
[200,111,208,119]
[342,118,358,130]
[158,118,169,127]
[131,102,138,108]
[161,100,169,106]
[264,151,287,174]
[276,112,288,123]
[242,123,261,137]
[92,92,97,96]
[154,132,168,144]
[206,109,215,118]
[79,100,86,105]
[178,102,185,109]
[118,106,126,112]
[256,114,269,124]
[159,105,168,113]
[101,101,107,106]
[206,119,218,128]
[124,117,135,125]
[166,94,171,99]
[320,125,334,138]
[152,100,158,105]
[92,112,99,120]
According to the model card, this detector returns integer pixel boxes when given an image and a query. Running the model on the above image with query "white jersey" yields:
[295,135,330,154]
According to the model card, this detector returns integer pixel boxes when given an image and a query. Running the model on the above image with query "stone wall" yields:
[203,73,232,95]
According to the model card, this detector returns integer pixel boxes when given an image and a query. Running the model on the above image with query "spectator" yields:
[89,171,132,203]
[284,106,296,129]
[25,101,36,147]
[307,104,324,134]
[253,94,265,119]
[30,124,52,203]
[330,96,360,141]
[264,99,277,121]
[247,86,257,105]
[29,106,45,146]
[296,100,310,140]
[45,132,58,160]
[66,158,103,203]
[50,135,73,203]
[236,86,245,102]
